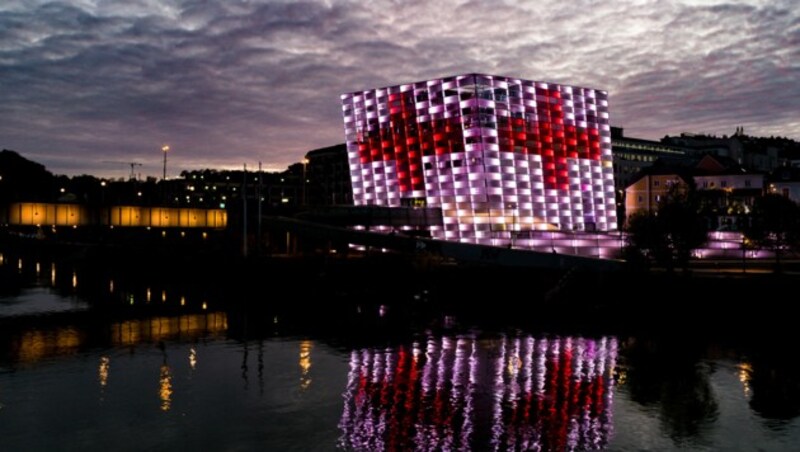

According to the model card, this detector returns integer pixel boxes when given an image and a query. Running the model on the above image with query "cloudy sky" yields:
[1,0,798,178]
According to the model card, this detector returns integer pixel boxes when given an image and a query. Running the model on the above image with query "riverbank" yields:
[3,232,799,341]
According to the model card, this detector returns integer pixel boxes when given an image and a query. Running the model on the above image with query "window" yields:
[638,195,643,203]
[653,180,660,187]
[655,195,661,202]
[745,179,751,187]
[721,180,727,188]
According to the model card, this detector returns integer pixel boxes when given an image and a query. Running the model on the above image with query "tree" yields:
[744,194,800,271]
[625,210,670,269]
[626,184,709,271]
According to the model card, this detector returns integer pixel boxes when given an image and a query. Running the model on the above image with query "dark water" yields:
[2,250,800,451]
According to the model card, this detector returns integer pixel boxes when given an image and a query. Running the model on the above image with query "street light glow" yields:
[162,145,170,180]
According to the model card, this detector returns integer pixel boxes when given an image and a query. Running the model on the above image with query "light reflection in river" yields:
[99,356,110,388]
[159,363,173,411]
[189,347,197,371]
[338,335,617,451]
[3,249,800,450]
[299,340,313,391]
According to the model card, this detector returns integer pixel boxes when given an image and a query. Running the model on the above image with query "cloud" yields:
[0,0,797,176]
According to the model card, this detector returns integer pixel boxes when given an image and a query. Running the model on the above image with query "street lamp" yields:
[162,145,170,180]
[741,235,749,273]
[302,158,309,206]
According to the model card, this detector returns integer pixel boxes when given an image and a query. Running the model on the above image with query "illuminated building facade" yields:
[341,74,617,245]
[5,203,227,229]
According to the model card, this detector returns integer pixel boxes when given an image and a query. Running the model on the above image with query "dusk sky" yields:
[1,0,798,178]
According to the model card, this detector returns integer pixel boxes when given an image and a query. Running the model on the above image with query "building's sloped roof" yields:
[626,154,761,187]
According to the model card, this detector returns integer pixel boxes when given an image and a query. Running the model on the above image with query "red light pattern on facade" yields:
[355,89,603,193]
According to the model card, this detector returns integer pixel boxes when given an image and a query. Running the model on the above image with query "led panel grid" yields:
[341,74,617,244]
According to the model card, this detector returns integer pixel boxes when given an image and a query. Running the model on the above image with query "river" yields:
[1,249,799,451]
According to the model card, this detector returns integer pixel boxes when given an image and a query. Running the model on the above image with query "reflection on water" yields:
[748,350,800,422]
[338,335,617,451]
[99,356,110,388]
[160,363,173,411]
[738,362,753,398]
[300,340,313,391]
[4,248,800,450]
[492,336,617,451]
[111,314,227,346]
[0,287,88,317]
[15,327,82,362]
[6,313,227,364]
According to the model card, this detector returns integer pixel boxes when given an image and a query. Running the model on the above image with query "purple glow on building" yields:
[338,335,618,450]
[341,74,618,247]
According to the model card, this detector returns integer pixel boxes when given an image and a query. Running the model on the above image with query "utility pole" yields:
[128,162,142,181]
[302,158,309,206]
[257,161,263,255]
[243,163,248,258]
[162,145,170,180]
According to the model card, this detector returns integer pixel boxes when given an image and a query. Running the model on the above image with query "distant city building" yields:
[768,166,800,204]
[610,127,686,193]
[304,144,352,206]
[662,128,781,173]
[625,155,763,230]
[341,74,617,245]
[624,170,689,219]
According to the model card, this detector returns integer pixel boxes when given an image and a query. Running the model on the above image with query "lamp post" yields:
[162,145,170,180]
[302,158,309,206]
[741,235,748,274]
